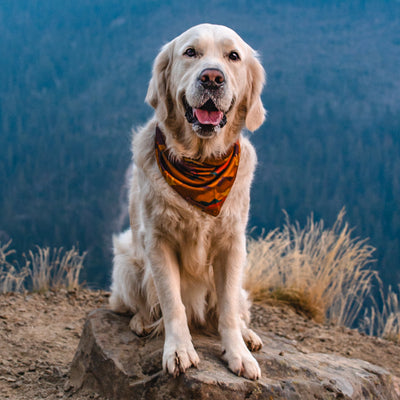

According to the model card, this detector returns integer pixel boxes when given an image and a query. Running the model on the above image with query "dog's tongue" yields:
[194,108,224,126]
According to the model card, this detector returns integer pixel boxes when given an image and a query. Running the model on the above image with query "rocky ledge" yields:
[69,309,400,399]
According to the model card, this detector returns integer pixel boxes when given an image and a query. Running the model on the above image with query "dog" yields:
[109,23,266,380]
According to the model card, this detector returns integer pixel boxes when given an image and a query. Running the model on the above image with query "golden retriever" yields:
[109,23,266,380]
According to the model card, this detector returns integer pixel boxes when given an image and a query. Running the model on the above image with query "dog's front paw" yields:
[163,339,200,377]
[222,346,261,380]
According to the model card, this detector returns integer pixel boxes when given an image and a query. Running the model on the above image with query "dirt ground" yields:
[1,289,399,400]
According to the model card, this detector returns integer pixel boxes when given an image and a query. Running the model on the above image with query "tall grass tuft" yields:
[245,209,377,327]
[0,241,29,293]
[361,282,400,342]
[0,240,86,293]
[25,246,86,292]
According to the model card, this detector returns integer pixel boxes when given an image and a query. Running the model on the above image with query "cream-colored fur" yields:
[110,23,266,380]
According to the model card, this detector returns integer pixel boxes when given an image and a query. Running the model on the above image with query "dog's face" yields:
[146,24,266,141]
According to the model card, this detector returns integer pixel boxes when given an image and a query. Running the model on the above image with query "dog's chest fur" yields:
[131,121,256,279]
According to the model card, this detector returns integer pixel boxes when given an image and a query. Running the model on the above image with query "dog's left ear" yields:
[145,41,174,122]
[245,52,266,132]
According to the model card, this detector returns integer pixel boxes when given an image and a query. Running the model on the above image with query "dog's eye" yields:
[184,48,197,57]
[228,51,240,61]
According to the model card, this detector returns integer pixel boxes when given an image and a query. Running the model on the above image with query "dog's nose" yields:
[198,68,225,88]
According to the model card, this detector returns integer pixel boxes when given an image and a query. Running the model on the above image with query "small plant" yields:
[0,240,86,293]
[245,209,377,327]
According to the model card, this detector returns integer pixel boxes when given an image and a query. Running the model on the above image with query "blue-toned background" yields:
[1,1,399,289]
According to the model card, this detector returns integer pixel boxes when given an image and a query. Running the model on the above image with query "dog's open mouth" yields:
[183,97,227,136]
[193,99,224,125]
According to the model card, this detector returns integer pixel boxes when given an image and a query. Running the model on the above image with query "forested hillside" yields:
[0,1,399,287]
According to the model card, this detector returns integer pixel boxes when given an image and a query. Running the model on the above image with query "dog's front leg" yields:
[147,238,199,376]
[213,236,261,380]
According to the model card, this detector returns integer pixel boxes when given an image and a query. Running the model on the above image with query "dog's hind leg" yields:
[129,311,153,336]
[109,230,145,314]
[239,288,263,352]
[110,229,163,337]
[240,319,263,352]
[239,289,263,352]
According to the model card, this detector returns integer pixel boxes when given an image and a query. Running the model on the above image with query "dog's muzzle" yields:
[182,68,234,137]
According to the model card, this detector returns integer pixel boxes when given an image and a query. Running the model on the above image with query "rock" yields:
[69,309,400,400]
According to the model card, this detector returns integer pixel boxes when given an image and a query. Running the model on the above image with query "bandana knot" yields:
[155,127,240,216]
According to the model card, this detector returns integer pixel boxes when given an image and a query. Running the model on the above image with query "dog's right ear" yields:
[145,41,174,122]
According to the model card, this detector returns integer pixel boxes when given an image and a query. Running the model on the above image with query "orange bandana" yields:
[155,127,240,216]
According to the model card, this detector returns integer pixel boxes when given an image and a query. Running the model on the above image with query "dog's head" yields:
[146,24,266,144]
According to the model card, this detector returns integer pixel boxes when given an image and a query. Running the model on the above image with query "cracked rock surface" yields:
[70,308,400,400]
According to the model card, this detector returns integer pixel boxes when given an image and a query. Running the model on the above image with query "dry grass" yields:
[25,246,86,292]
[361,283,400,343]
[2,212,399,343]
[0,241,29,293]
[0,241,86,293]
[245,209,377,327]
